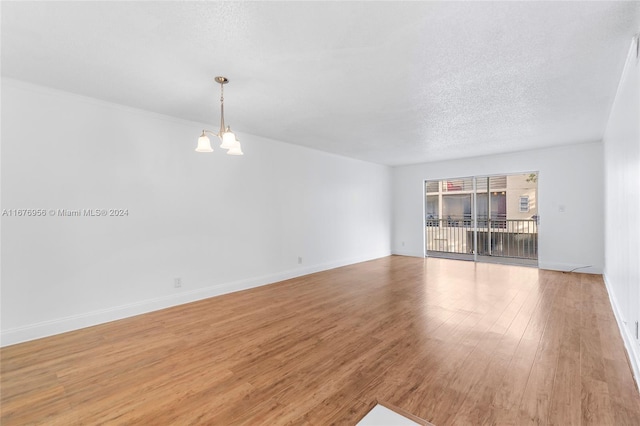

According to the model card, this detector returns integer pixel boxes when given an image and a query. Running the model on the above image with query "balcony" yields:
[425,217,538,260]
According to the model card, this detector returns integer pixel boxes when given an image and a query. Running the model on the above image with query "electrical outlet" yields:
[402,241,405,246]
[298,257,302,264]
[174,278,182,288]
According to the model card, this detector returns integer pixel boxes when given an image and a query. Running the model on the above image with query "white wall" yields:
[392,142,604,273]
[603,38,640,386]
[0,79,391,346]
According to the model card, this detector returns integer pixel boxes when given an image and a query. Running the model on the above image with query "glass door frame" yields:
[423,172,539,267]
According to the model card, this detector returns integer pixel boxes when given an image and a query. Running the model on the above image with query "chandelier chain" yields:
[219,81,226,133]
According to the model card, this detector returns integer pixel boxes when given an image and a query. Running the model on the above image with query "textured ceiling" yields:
[2,1,639,166]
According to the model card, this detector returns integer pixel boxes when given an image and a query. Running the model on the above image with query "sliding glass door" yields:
[425,173,538,266]
[424,177,475,261]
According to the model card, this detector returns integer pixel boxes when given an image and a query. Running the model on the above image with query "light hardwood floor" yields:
[2,256,639,425]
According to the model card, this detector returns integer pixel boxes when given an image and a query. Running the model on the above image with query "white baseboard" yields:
[0,251,390,347]
[603,273,640,392]
[538,261,602,274]
[392,256,603,274]
[391,249,424,258]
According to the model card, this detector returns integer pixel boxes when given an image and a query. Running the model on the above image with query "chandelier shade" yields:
[227,141,244,156]
[220,127,237,150]
[195,133,213,152]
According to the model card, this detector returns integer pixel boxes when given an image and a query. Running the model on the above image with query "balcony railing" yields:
[425,218,538,260]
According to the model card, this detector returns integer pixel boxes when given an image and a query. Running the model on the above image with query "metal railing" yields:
[425,218,538,259]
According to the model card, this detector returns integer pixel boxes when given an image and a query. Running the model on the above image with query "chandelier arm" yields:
[202,129,221,138]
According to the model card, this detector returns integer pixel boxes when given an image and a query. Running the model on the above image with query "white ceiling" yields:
[2,1,639,166]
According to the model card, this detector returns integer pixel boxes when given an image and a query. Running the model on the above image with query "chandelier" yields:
[195,76,243,155]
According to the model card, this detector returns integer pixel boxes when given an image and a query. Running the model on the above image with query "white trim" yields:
[0,251,390,347]
[391,250,425,258]
[538,261,602,274]
[603,273,640,392]
[604,37,640,131]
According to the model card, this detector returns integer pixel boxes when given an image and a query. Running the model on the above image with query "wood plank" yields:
[547,275,581,425]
